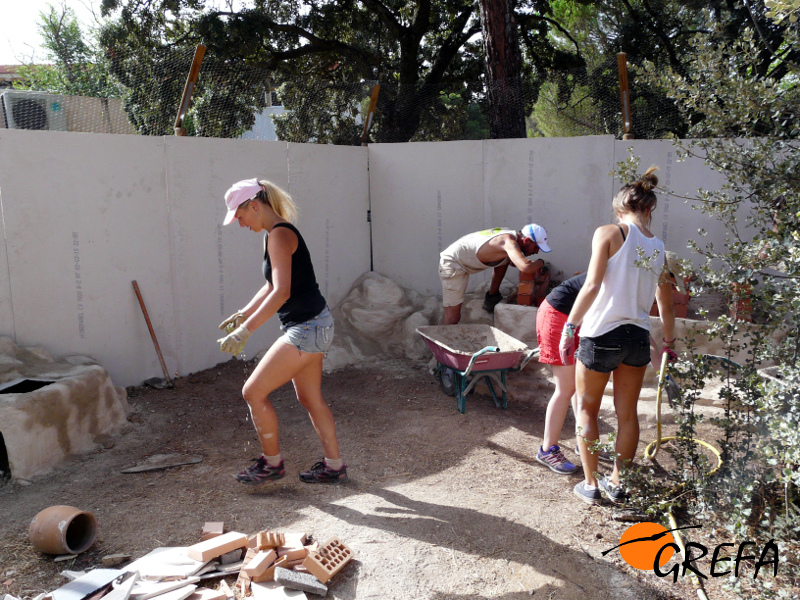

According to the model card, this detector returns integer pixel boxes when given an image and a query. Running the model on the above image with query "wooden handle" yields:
[132,280,171,383]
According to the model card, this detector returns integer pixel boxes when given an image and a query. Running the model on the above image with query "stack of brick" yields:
[517,265,550,307]
[235,530,353,597]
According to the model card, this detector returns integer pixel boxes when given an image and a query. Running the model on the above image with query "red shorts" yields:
[536,299,580,366]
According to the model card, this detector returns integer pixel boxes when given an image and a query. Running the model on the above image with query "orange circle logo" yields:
[618,522,676,570]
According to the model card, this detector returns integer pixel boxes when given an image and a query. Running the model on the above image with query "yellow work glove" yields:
[217,324,251,355]
[219,311,246,333]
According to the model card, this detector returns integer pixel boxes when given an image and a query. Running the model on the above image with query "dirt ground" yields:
[0,355,737,600]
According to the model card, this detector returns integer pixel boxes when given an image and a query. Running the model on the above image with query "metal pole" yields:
[617,52,634,140]
[361,84,381,145]
[174,44,206,136]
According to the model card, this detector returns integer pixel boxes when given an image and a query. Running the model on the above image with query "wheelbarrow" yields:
[416,324,538,413]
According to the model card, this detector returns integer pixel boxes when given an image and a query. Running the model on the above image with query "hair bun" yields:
[638,166,659,193]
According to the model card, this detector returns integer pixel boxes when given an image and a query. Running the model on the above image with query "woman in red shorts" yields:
[534,273,586,474]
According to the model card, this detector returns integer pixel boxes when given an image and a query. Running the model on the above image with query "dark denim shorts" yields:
[577,324,650,373]
[279,306,334,354]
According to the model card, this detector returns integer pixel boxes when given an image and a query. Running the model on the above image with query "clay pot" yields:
[28,505,97,555]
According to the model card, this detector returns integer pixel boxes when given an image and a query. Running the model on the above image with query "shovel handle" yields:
[132,280,171,383]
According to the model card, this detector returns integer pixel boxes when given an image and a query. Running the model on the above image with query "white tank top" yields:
[580,223,665,338]
[440,228,513,274]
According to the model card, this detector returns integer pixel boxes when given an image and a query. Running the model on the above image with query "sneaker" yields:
[575,445,616,464]
[599,476,627,504]
[536,445,579,474]
[482,291,504,313]
[235,456,286,484]
[573,481,603,505]
[299,460,348,484]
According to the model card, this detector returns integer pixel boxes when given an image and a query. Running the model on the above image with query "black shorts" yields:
[577,324,650,373]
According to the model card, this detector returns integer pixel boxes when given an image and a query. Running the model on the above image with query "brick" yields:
[300,538,353,584]
[236,548,258,587]
[242,550,277,580]
[281,533,308,548]
[276,547,306,562]
[201,522,224,542]
[274,568,327,597]
[519,270,536,282]
[256,532,284,550]
[517,281,534,296]
[282,559,304,570]
[516,293,533,306]
[253,556,288,583]
[249,582,306,600]
[187,532,249,562]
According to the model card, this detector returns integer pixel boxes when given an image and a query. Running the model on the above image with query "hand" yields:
[559,330,576,366]
[662,347,678,363]
[219,311,246,332]
[217,324,251,355]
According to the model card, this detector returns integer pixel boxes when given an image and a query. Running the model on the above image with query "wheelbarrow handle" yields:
[512,347,540,372]
[463,346,500,377]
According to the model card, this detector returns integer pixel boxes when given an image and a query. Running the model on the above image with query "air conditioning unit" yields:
[1,90,68,131]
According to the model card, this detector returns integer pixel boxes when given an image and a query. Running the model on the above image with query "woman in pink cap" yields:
[217,178,347,485]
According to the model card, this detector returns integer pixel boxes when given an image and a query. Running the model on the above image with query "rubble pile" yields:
[5,523,353,600]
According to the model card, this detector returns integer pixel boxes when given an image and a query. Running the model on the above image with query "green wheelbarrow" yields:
[416,324,539,414]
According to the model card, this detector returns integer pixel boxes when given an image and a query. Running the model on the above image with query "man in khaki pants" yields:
[439,223,552,325]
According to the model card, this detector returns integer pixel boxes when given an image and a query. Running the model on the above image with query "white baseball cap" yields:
[521,223,551,253]
[223,178,262,225]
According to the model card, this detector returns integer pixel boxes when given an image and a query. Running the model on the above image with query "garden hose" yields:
[643,357,722,474]
[644,355,722,600]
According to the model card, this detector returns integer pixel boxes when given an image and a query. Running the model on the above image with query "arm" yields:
[655,269,676,351]
[240,281,273,317]
[243,226,297,333]
[501,236,545,275]
[488,263,509,295]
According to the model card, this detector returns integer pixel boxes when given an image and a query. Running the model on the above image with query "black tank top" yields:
[263,222,327,327]
[545,273,587,315]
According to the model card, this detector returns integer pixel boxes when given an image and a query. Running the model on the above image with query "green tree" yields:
[98,0,578,142]
[624,15,799,598]
[16,3,122,98]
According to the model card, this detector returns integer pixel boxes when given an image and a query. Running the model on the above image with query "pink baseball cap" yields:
[223,178,262,225]
[521,223,551,253]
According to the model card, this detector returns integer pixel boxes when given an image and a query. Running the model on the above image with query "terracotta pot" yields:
[28,505,97,555]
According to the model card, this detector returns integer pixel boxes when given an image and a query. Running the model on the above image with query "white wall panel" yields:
[614,140,738,270]
[0,187,14,337]
[483,136,616,281]
[370,141,484,295]
[287,143,370,307]
[164,137,288,375]
[0,129,172,386]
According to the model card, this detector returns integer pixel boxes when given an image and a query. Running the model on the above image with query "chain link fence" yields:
[1,50,687,142]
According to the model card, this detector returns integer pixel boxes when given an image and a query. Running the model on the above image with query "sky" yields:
[0,0,102,65]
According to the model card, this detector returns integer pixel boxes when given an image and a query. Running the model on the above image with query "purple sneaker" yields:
[235,456,286,484]
[299,460,348,484]
[536,445,579,474]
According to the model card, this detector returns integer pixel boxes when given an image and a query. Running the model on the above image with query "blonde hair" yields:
[612,166,659,216]
[254,180,299,223]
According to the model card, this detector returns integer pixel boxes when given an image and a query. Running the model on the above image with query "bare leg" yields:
[444,304,462,325]
[575,362,611,487]
[609,363,647,486]
[242,340,321,456]
[292,353,341,460]
[542,364,576,449]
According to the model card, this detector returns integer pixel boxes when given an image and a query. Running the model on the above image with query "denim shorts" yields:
[577,323,650,373]
[279,306,334,354]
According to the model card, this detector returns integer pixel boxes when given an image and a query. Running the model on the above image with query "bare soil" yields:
[0,356,736,600]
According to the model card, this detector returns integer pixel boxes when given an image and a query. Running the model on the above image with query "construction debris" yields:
[29,525,353,600]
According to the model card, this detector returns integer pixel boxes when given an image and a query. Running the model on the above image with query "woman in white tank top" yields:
[558,167,677,506]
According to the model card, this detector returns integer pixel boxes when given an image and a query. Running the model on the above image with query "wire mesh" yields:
[1,51,688,142]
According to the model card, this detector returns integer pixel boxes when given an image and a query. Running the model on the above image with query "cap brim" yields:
[538,241,552,253]
[222,208,237,226]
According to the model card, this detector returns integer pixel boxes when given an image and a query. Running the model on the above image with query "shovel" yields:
[132,280,173,389]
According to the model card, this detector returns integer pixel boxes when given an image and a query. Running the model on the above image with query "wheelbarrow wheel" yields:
[438,366,457,397]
